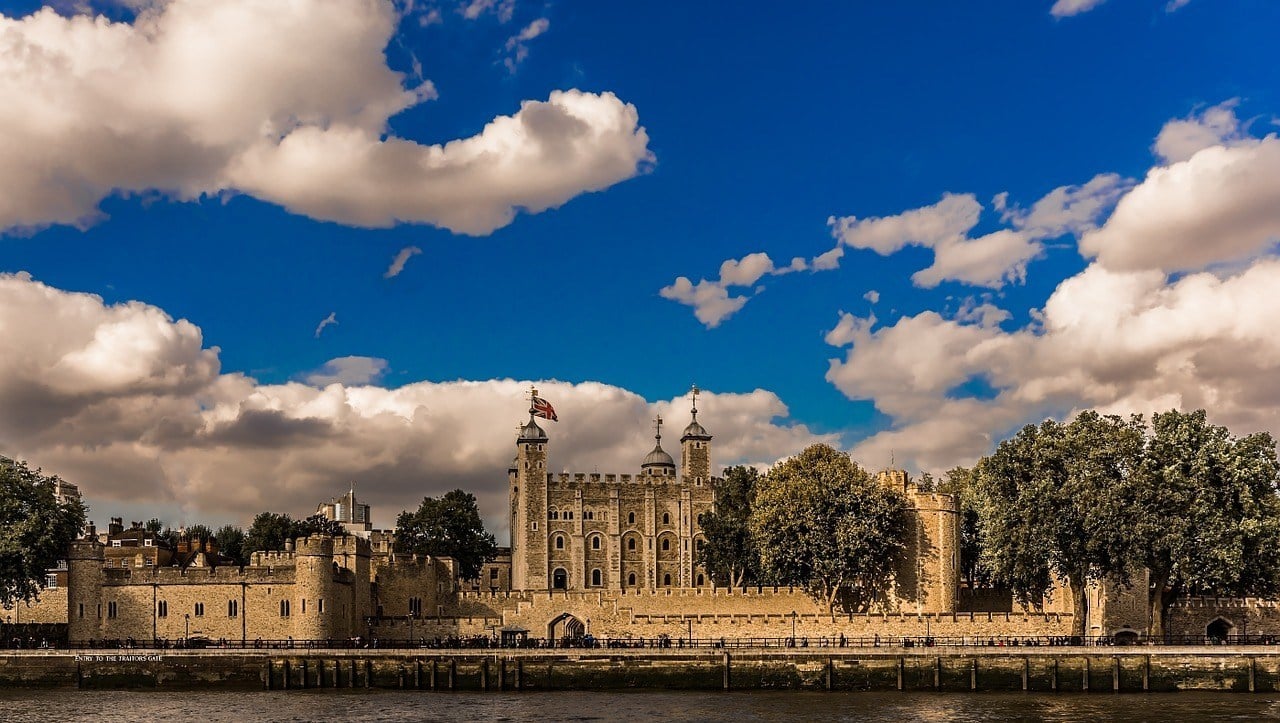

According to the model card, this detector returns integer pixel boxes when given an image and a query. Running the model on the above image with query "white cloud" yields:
[305,356,389,386]
[461,0,514,22]
[1166,0,1192,11]
[384,246,423,278]
[1153,100,1246,165]
[1050,0,1107,18]
[314,312,338,338]
[826,257,1280,473]
[1081,136,1280,272]
[829,193,1027,288]
[503,17,548,73]
[660,252,816,328]
[0,1,651,235]
[863,290,879,304]
[0,273,832,535]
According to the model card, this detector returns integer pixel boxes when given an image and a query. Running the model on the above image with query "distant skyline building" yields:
[316,484,373,538]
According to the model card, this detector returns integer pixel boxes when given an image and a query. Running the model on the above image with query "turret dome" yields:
[641,445,676,470]
[517,418,547,443]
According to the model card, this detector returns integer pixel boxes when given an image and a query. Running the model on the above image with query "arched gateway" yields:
[548,612,585,641]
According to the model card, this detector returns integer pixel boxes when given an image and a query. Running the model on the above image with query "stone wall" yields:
[1167,597,1280,638]
[1,588,67,624]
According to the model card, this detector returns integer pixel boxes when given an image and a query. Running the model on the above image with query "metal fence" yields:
[10,633,1278,651]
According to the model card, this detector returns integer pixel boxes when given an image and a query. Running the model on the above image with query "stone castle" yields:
[7,392,1273,644]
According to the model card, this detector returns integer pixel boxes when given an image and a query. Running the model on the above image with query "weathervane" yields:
[690,383,700,420]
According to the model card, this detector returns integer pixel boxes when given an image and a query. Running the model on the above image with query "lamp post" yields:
[184,613,190,640]
[687,618,693,647]
[791,611,797,645]
[409,612,415,647]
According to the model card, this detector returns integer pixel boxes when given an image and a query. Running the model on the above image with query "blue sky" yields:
[2,0,1280,532]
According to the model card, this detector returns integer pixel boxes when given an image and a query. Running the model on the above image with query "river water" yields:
[1,690,1279,722]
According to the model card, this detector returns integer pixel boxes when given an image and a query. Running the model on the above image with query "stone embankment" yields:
[1,647,1277,692]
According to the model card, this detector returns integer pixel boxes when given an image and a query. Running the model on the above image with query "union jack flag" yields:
[531,396,558,422]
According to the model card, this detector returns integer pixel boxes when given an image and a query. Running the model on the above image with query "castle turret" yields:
[641,415,676,476]
[680,384,712,486]
[292,535,338,640]
[511,393,550,591]
[67,539,104,643]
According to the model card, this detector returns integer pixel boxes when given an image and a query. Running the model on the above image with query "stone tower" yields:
[66,538,104,643]
[876,470,961,614]
[292,535,338,640]
[511,413,549,591]
[680,384,712,485]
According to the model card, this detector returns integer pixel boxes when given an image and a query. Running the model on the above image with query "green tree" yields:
[242,512,297,554]
[697,465,761,588]
[976,412,1144,635]
[185,524,213,542]
[750,444,909,614]
[296,513,346,537]
[144,518,164,534]
[395,490,497,580]
[939,466,989,590]
[0,457,86,606]
[1134,409,1280,639]
[213,525,247,565]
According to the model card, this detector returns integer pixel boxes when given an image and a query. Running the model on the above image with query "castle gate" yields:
[548,613,585,641]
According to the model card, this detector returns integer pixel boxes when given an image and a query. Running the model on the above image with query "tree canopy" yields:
[750,444,909,613]
[395,489,496,580]
[1133,409,1280,638]
[697,465,761,588]
[975,412,1145,635]
[0,457,86,607]
[213,524,247,565]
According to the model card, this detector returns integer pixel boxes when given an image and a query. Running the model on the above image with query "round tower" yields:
[679,384,712,485]
[512,408,549,590]
[66,539,104,643]
[292,535,338,641]
[641,415,676,476]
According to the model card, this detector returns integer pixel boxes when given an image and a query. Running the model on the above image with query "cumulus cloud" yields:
[503,17,548,73]
[314,312,338,339]
[1082,129,1280,273]
[826,256,1280,473]
[384,246,423,278]
[1153,100,1246,164]
[863,290,879,304]
[830,175,1124,289]
[1050,0,1107,18]
[0,1,652,235]
[305,356,389,386]
[0,273,832,536]
[660,252,810,328]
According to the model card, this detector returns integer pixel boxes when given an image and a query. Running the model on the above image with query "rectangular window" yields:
[302,599,306,614]
[318,599,324,614]
[107,601,117,619]
[144,539,153,547]
[228,600,238,618]
[111,540,122,547]
[78,603,84,619]
[45,574,57,589]
[490,568,499,580]
[280,600,290,617]
[158,601,168,617]
[194,602,204,617]
[532,522,538,531]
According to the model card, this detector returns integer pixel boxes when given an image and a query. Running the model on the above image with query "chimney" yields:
[177,537,190,554]
[207,537,219,555]
[108,517,124,536]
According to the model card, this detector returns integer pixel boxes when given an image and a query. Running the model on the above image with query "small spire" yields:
[527,384,538,418]
[653,414,664,443]
[690,383,700,421]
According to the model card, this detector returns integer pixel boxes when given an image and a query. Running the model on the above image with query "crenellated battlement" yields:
[250,550,297,566]
[100,564,297,585]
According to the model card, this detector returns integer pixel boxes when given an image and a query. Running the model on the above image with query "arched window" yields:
[591,569,602,586]
[662,538,670,551]
[628,512,635,524]
[663,574,672,587]
[662,512,670,525]
[591,535,601,550]
[627,572,637,586]
[696,539,705,552]
[584,510,594,520]
[548,508,558,520]
[627,538,637,551]
[554,534,565,550]
[696,574,705,587]
[552,568,567,590]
